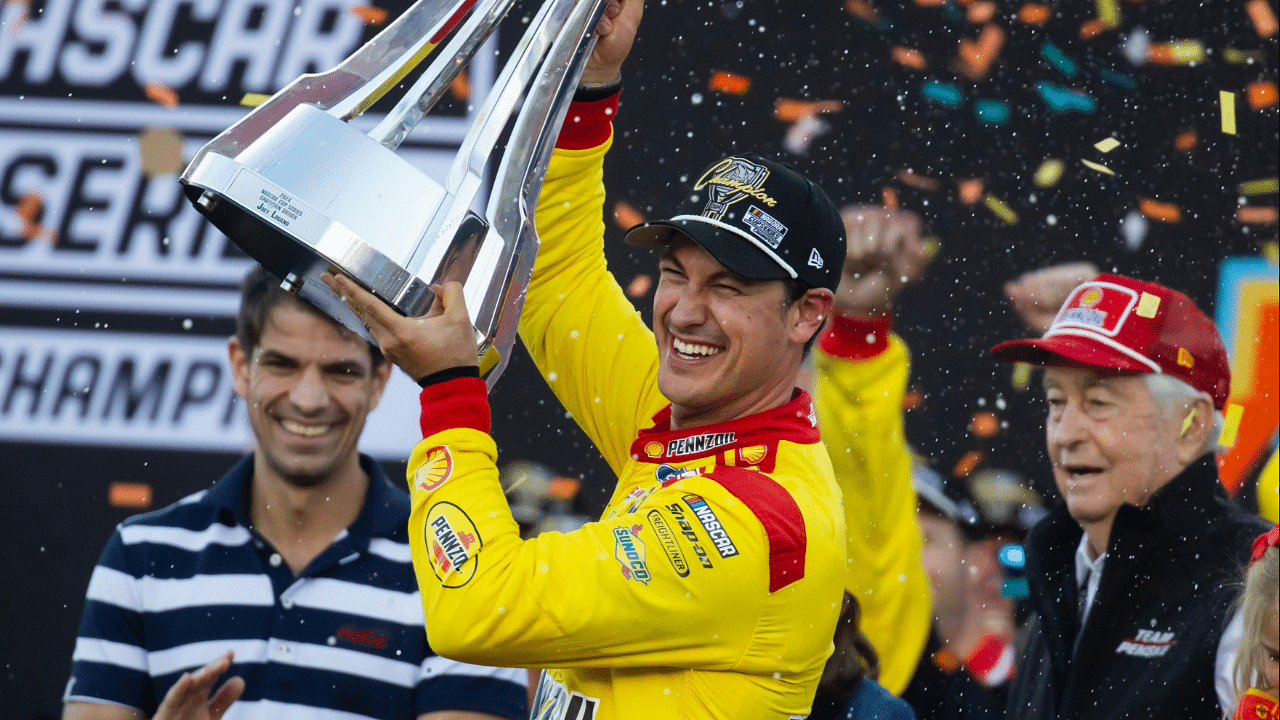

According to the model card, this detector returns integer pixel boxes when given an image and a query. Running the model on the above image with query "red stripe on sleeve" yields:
[419,377,491,438]
[706,467,807,592]
[555,95,619,150]
[819,312,892,359]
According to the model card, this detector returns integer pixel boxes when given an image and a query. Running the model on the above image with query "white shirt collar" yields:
[1074,533,1107,621]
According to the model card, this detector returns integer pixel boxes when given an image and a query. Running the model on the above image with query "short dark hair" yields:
[783,276,821,357]
[235,266,385,367]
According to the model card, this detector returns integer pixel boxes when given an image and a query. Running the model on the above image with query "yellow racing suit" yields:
[812,313,932,695]
[405,94,845,719]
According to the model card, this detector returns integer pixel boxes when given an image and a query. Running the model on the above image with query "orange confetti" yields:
[971,412,1000,438]
[890,46,928,70]
[845,0,880,21]
[1247,80,1278,110]
[958,178,984,204]
[450,71,471,101]
[547,477,580,500]
[914,0,946,6]
[1017,3,1052,25]
[896,169,941,192]
[709,71,751,95]
[1174,130,1198,151]
[967,1,997,23]
[612,200,644,229]
[902,390,924,410]
[1237,206,1279,224]
[1246,0,1279,37]
[350,5,388,25]
[144,82,178,108]
[881,186,900,210]
[956,24,1005,80]
[109,482,153,509]
[773,99,843,122]
[1079,18,1111,39]
[953,450,985,478]
[16,192,43,240]
[1138,197,1182,223]
[626,274,653,298]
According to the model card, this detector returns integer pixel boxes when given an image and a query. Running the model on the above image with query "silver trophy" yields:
[180,0,609,385]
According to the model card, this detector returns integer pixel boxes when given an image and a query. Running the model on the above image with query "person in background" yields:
[62,266,528,720]
[810,591,917,720]
[1229,526,1279,720]
[991,274,1270,719]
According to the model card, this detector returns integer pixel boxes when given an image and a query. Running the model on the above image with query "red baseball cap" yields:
[990,274,1231,408]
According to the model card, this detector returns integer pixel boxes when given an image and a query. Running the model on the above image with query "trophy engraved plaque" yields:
[180,0,610,386]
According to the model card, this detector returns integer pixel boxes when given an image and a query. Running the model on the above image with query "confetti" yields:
[971,411,1000,438]
[953,451,984,478]
[1174,130,1198,151]
[1239,178,1280,195]
[1219,404,1245,447]
[1135,292,1162,319]
[1237,206,1279,224]
[1081,159,1115,175]
[16,192,44,241]
[974,99,1011,124]
[1040,42,1079,77]
[109,482,152,509]
[1247,81,1278,110]
[137,126,185,178]
[547,477,580,500]
[611,200,644,229]
[882,186,900,209]
[1220,90,1237,135]
[1033,159,1065,187]
[1036,82,1097,114]
[1223,47,1267,64]
[958,178,984,204]
[1017,3,1051,25]
[450,72,471,101]
[350,4,388,25]
[890,46,928,71]
[956,24,1005,81]
[782,114,831,154]
[626,274,652,298]
[1149,41,1206,65]
[1094,0,1120,27]
[1011,362,1033,391]
[709,71,751,95]
[1079,19,1111,39]
[1094,137,1121,153]
[896,169,941,192]
[967,1,997,24]
[922,236,941,261]
[1138,197,1181,223]
[983,193,1019,224]
[240,93,270,107]
[144,82,179,108]
[902,390,924,410]
[1246,0,1279,37]
[1098,69,1137,89]
[922,80,964,107]
[1262,241,1279,264]
[773,99,843,122]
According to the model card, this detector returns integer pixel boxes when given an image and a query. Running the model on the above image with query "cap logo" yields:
[1177,347,1194,368]
[808,248,824,269]
[694,157,777,222]
[744,205,787,248]
[1080,288,1102,307]
[1051,282,1139,338]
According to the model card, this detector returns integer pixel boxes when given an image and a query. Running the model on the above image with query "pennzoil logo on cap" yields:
[694,157,777,221]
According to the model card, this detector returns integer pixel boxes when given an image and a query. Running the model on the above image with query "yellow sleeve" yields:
[406,384,773,670]
[519,139,667,475]
[812,328,931,695]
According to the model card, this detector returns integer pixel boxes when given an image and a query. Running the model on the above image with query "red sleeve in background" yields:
[819,312,892,359]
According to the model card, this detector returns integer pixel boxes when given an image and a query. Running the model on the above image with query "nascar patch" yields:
[613,524,651,584]
[684,494,739,558]
[415,446,454,492]
[424,502,481,588]
[647,510,689,577]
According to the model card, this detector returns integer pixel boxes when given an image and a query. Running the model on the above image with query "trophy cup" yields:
[180,0,610,386]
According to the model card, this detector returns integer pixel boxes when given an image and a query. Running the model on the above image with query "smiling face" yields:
[230,301,391,489]
[653,237,828,429]
[1042,366,1186,550]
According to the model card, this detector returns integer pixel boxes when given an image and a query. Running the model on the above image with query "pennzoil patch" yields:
[425,502,481,588]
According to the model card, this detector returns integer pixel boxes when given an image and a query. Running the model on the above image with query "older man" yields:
[991,274,1268,719]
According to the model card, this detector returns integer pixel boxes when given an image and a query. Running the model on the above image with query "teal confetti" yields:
[974,99,1012,125]
[922,80,963,107]
[1098,69,1137,90]
[1040,42,1079,78]
[1036,82,1097,114]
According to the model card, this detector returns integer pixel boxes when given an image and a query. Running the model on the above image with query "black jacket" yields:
[1006,456,1268,720]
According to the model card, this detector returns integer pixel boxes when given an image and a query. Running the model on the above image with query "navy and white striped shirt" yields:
[65,454,527,719]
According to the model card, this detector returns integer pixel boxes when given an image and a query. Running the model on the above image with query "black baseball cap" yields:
[624,153,846,292]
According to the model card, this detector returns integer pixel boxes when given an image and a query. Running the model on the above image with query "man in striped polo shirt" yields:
[62,266,528,720]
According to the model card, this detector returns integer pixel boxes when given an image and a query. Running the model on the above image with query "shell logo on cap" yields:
[1079,288,1102,307]
[645,441,664,458]
[416,446,453,492]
